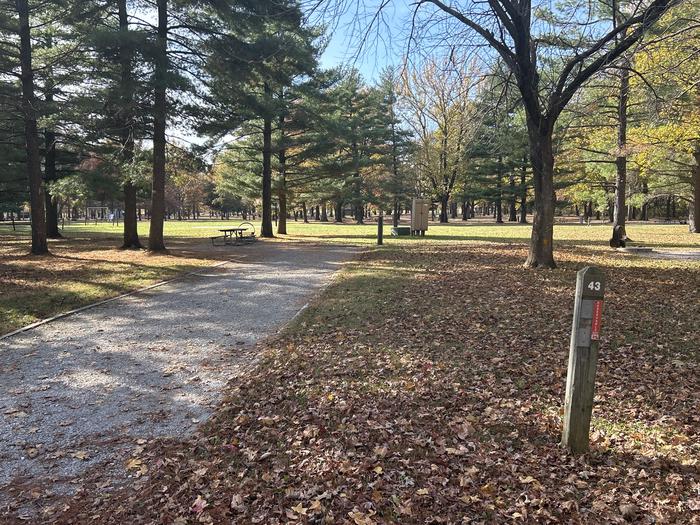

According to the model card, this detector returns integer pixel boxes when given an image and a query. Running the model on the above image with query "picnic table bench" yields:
[211,222,256,246]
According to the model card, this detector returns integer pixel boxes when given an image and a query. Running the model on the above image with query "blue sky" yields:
[317,1,414,81]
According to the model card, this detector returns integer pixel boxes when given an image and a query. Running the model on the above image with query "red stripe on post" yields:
[590,300,604,340]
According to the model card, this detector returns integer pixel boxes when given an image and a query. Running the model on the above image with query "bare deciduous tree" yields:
[401,54,481,223]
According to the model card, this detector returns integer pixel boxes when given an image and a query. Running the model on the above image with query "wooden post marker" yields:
[377,215,383,245]
[561,266,605,453]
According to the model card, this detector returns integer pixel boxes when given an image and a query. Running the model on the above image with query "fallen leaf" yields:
[230,494,245,512]
[619,504,638,521]
[190,495,208,515]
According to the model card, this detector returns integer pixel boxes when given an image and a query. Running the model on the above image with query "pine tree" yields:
[14,0,48,254]
[200,0,318,237]
[377,67,413,227]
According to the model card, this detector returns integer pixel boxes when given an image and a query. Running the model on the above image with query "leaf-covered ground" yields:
[24,242,698,525]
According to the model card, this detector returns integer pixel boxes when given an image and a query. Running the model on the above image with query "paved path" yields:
[0,242,357,510]
[646,249,700,261]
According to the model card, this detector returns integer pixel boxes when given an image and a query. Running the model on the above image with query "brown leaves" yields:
[45,243,700,524]
[619,503,639,521]
[190,495,208,515]
[229,494,245,512]
[124,458,148,476]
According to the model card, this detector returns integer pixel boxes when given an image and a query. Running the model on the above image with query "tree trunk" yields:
[640,181,649,221]
[260,82,274,237]
[353,200,363,224]
[611,65,629,242]
[17,0,48,255]
[351,139,363,224]
[519,157,528,224]
[335,200,343,222]
[122,181,140,247]
[496,158,503,224]
[302,201,308,223]
[671,196,676,219]
[119,0,141,248]
[508,172,517,222]
[439,195,449,223]
[277,188,287,236]
[320,202,328,222]
[690,148,700,233]
[525,124,556,268]
[148,0,168,251]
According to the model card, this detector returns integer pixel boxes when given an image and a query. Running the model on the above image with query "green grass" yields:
[0,226,230,335]
[1,218,697,336]
[2,218,698,248]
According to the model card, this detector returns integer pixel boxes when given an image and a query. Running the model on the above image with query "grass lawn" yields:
[1,219,698,336]
[52,237,699,523]
[0,223,230,335]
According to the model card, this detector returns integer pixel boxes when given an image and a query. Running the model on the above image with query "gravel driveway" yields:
[0,242,357,514]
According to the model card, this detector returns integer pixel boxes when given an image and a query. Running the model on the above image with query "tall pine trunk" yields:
[525,123,556,268]
[276,100,287,236]
[335,200,343,223]
[508,172,517,222]
[519,156,528,224]
[351,140,364,224]
[119,0,141,248]
[260,82,273,237]
[277,178,287,235]
[148,0,167,251]
[611,64,629,241]
[17,0,48,254]
[690,147,700,233]
[496,155,503,223]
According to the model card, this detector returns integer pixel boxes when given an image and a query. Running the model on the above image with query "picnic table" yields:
[220,227,247,244]
[211,222,257,246]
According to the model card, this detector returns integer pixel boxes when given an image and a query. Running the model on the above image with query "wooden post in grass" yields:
[377,215,383,245]
[562,266,605,453]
